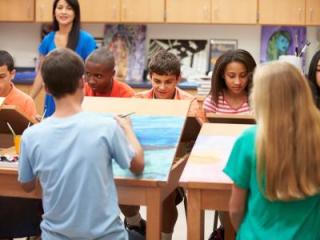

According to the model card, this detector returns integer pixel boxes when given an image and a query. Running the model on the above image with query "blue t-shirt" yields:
[224,126,320,240]
[18,112,134,240]
[39,30,96,117]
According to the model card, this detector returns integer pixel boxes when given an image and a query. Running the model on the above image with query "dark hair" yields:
[85,47,115,69]
[41,48,84,98]
[307,50,320,108]
[52,0,81,50]
[210,49,257,104]
[0,50,14,71]
[149,50,181,77]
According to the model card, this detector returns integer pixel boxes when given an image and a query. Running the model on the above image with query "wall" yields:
[0,22,319,73]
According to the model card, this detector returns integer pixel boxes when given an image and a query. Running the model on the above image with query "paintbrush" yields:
[118,112,136,118]
[6,122,16,136]
[299,41,311,57]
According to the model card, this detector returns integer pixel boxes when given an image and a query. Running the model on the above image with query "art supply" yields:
[279,55,303,72]
[294,34,299,56]
[6,122,20,154]
[119,112,135,118]
[299,41,311,57]
[6,122,16,136]
[41,109,47,121]
[14,135,21,154]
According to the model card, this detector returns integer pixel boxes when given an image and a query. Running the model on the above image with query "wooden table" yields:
[82,97,192,240]
[0,97,194,240]
[180,123,252,240]
[206,113,255,124]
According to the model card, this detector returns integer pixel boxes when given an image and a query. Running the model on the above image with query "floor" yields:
[15,204,217,240]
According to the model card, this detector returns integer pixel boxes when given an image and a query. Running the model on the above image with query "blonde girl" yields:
[224,62,320,239]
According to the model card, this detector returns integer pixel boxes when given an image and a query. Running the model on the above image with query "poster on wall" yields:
[208,39,238,72]
[260,26,307,63]
[104,24,147,82]
[148,39,208,81]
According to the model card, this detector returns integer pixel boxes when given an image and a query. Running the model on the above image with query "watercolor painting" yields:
[260,26,306,63]
[181,135,238,183]
[104,24,147,83]
[148,39,208,80]
[112,115,186,181]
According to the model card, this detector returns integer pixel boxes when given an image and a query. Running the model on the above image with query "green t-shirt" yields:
[224,126,320,240]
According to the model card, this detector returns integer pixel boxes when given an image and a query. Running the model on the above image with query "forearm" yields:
[229,184,247,231]
[229,209,245,231]
[124,127,144,174]
[29,73,44,99]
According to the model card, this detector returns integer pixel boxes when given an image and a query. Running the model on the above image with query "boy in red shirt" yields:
[84,47,135,98]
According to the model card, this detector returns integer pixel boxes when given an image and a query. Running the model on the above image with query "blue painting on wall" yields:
[112,115,185,181]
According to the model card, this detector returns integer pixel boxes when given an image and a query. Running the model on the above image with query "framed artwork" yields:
[148,39,208,81]
[260,26,306,63]
[209,39,238,72]
[104,24,147,83]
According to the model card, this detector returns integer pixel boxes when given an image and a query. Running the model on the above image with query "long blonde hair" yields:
[252,62,320,201]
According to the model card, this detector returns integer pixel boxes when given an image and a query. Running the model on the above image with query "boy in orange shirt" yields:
[0,50,40,239]
[0,50,37,120]
[123,50,196,240]
[84,47,135,97]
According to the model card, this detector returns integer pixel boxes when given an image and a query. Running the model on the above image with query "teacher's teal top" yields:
[224,126,320,240]
[39,30,96,117]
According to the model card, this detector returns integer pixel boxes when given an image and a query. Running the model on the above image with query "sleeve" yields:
[223,129,253,189]
[110,123,135,169]
[38,32,52,56]
[18,134,35,183]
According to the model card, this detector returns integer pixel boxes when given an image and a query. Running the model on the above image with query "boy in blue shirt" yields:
[18,48,144,240]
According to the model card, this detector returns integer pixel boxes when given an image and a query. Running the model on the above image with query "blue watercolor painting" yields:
[111,115,185,181]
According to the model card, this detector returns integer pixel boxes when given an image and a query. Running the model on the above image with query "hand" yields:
[114,115,133,132]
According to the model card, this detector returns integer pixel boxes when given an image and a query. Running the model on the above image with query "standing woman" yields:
[30,0,96,117]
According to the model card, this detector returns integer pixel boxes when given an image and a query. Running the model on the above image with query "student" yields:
[0,50,37,119]
[30,0,96,117]
[126,50,193,240]
[84,47,135,97]
[203,49,256,114]
[225,62,320,239]
[18,48,144,240]
[135,50,199,116]
[307,50,320,109]
[0,50,40,239]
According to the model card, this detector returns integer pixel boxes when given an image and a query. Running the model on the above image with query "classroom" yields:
[1,1,320,240]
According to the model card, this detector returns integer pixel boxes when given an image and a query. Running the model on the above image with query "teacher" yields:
[30,0,96,117]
